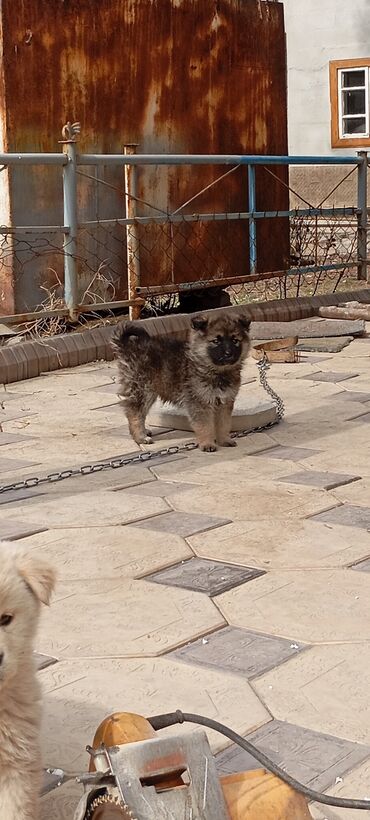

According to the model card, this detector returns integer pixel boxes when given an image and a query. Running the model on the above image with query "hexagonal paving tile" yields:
[253,644,370,744]
[145,558,265,596]
[8,489,169,527]
[310,504,370,530]
[189,519,370,570]
[21,526,192,581]
[216,720,370,792]
[302,372,358,383]
[37,577,225,658]
[217,569,370,643]
[169,626,306,677]
[39,656,270,769]
[278,470,361,490]
[128,511,231,537]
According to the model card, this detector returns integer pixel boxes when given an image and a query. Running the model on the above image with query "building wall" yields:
[283,0,370,205]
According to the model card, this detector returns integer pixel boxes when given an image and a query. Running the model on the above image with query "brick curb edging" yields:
[1,287,370,385]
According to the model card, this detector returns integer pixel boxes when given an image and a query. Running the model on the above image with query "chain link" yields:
[0,357,283,497]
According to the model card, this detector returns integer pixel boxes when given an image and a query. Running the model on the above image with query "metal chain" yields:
[0,355,283,497]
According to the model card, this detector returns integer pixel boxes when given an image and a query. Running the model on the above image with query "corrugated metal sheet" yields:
[1,0,288,309]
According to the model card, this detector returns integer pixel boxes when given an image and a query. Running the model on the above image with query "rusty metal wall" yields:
[1,0,288,310]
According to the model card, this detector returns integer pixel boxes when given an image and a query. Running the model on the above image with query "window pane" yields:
[342,88,366,115]
[342,116,367,135]
[342,69,366,88]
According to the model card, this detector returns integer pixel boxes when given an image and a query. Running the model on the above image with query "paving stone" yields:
[12,489,168,528]
[0,521,48,540]
[254,644,370,745]
[351,557,370,573]
[0,456,38,473]
[333,391,370,403]
[254,445,320,461]
[34,652,58,671]
[0,432,35,446]
[295,336,354,353]
[87,381,119,394]
[0,487,47,506]
[170,626,306,677]
[278,470,361,490]
[189,519,370,570]
[302,371,358,383]
[23,526,192,581]
[347,411,370,423]
[40,657,269,768]
[38,577,225,658]
[128,511,231,537]
[216,720,370,792]
[0,409,38,423]
[217,568,370,643]
[117,480,199,497]
[310,504,370,530]
[145,558,265,596]
[251,318,365,339]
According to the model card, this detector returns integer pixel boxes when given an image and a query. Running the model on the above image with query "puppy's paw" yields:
[218,438,237,448]
[144,435,153,444]
[200,442,218,452]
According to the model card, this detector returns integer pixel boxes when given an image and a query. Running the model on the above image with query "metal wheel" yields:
[85,794,136,819]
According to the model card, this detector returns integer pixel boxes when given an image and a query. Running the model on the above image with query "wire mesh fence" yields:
[0,147,368,322]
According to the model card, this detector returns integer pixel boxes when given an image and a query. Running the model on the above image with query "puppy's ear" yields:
[17,552,56,606]
[237,315,251,336]
[191,314,208,333]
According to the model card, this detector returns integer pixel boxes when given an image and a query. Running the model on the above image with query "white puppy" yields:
[0,541,55,820]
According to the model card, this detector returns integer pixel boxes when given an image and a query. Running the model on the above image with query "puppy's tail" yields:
[112,322,150,357]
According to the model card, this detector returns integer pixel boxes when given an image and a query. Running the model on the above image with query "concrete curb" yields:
[1,287,369,385]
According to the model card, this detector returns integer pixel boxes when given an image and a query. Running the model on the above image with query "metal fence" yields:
[0,130,368,322]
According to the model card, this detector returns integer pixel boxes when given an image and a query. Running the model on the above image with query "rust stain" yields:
[1,0,288,308]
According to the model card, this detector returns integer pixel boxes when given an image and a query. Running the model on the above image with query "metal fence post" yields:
[61,122,80,319]
[357,151,368,281]
[248,164,257,275]
[124,144,141,320]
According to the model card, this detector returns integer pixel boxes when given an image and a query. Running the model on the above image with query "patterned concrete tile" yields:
[254,644,370,744]
[351,557,370,573]
[330,478,370,508]
[278,470,361,490]
[254,445,320,461]
[310,504,370,530]
[301,372,358,383]
[145,558,265,596]
[38,578,225,658]
[34,652,58,671]
[0,520,48,540]
[0,409,38,423]
[170,626,306,677]
[40,657,270,768]
[118,480,200,497]
[217,569,370,642]
[0,432,35,445]
[216,720,370,792]
[21,526,192,580]
[87,381,119,394]
[0,456,39,473]
[0,487,47,506]
[347,411,370,423]
[189,519,370,570]
[311,759,370,820]
[333,391,370,403]
[9,489,169,527]
[128,511,231,537]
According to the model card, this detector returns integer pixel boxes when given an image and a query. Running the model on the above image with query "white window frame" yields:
[338,66,369,139]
